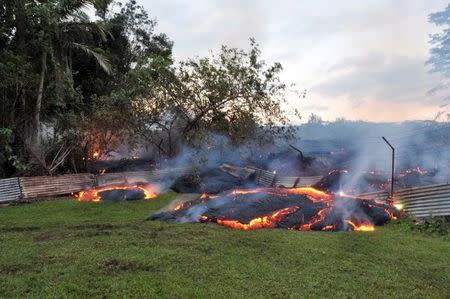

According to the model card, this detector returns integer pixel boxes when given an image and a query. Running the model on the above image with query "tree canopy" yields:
[0,0,298,177]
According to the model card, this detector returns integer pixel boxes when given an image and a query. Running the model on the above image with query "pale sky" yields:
[139,0,450,122]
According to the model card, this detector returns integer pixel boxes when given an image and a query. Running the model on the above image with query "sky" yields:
[138,0,450,123]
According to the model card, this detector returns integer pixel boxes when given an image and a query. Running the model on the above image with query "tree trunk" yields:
[31,51,47,151]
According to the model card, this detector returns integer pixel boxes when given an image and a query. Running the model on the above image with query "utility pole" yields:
[382,137,395,197]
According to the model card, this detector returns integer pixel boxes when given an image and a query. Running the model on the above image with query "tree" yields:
[307,113,323,124]
[0,1,298,176]
[427,4,450,94]
[28,0,112,150]
[0,0,113,174]
[70,0,174,161]
[131,39,297,158]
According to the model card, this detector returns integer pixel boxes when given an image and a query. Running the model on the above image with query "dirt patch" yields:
[74,230,113,238]
[69,223,136,230]
[34,232,66,242]
[70,223,117,230]
[0,264,32,274]
[0,226,40,232]
[101,259,157,273]
[148,225,166,239]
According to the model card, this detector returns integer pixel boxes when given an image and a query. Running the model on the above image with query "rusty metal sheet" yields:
[19,174,95,199]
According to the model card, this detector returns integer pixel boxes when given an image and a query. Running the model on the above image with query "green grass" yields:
[1,193,449,298]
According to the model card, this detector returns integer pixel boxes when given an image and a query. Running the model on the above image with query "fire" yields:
[159,186,399,232]
[393,203,404,211]
[346,220,375,231]
[76,184,157,202]
[399,167,428,177]
[202,206,299,230]
[299,208,331,231]
[222,187,332,202]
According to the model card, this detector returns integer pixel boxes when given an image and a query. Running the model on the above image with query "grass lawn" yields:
[1,192,449,298]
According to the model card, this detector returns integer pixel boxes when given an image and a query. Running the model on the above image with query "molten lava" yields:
[149,186,399,232]
[399,167,428,177]
[76,184,157,202]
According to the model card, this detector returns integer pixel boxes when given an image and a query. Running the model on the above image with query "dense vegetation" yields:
[0,194,449,298]
[0,0,299,177]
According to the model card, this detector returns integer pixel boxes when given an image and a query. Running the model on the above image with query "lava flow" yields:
[76,184,157,202]
[149,186,399,232]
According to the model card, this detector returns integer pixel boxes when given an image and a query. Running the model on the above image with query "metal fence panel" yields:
[19,174,95,199]
[394,184,450,217]
[97,167,192,187]
[357,191,390,201]
[0,177,21,202]
[254,169,322,188]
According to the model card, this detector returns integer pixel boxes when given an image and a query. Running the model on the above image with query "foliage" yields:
[427,4,450,93]
[0,128,26,176]
[0,0,297,176]
[132,39,298,157]
[428,4,450,76]
[394,215,449,236]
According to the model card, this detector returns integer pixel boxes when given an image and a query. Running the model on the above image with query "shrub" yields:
[395,215,449,236]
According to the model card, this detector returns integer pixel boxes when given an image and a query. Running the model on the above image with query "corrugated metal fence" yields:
[1,167,450,218]
[394,184,450,217]
[358,191,390,201]
[254,169,322,188]
[0,178,21,202]
[96,168,191,187]
[0,167,191,202]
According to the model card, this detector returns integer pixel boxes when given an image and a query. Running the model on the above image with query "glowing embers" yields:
[76,184,157,202]
[149,187,399,232]
[399,167,428,177]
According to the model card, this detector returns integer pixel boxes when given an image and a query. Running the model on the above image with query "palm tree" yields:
[30,0,112,152]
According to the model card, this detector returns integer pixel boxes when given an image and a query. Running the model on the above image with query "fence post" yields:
[293,177,301,188]
[271,172,277,187]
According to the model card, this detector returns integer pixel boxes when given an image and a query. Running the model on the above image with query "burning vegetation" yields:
[76,184,158,202]
[149,186,398,232]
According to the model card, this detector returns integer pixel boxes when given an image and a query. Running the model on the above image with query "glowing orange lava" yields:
[205,206,299,230]
[170,186,398,232]
[399,167,428,177]
[76,184,157,202]
[222,187,332,202]
[346,220,375,231]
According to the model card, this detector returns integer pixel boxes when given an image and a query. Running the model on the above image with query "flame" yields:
[168,186,398,232]
[321,225,335,231]
[202,206,299,230]
[346,220,375,232]
[393,203,404,211]
[92,152,99,159]
[399,167,428,177]
[76,184,157,202]
[299,208,332,231]
[221,187,332,202]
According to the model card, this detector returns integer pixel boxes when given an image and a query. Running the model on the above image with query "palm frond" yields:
[69,11,91,23]
[58,0,94,19]
[88,22,109,42]
[70,42,112,74]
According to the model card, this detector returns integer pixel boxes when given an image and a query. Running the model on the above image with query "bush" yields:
[0,128,26,177]
[395,215,449,236]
